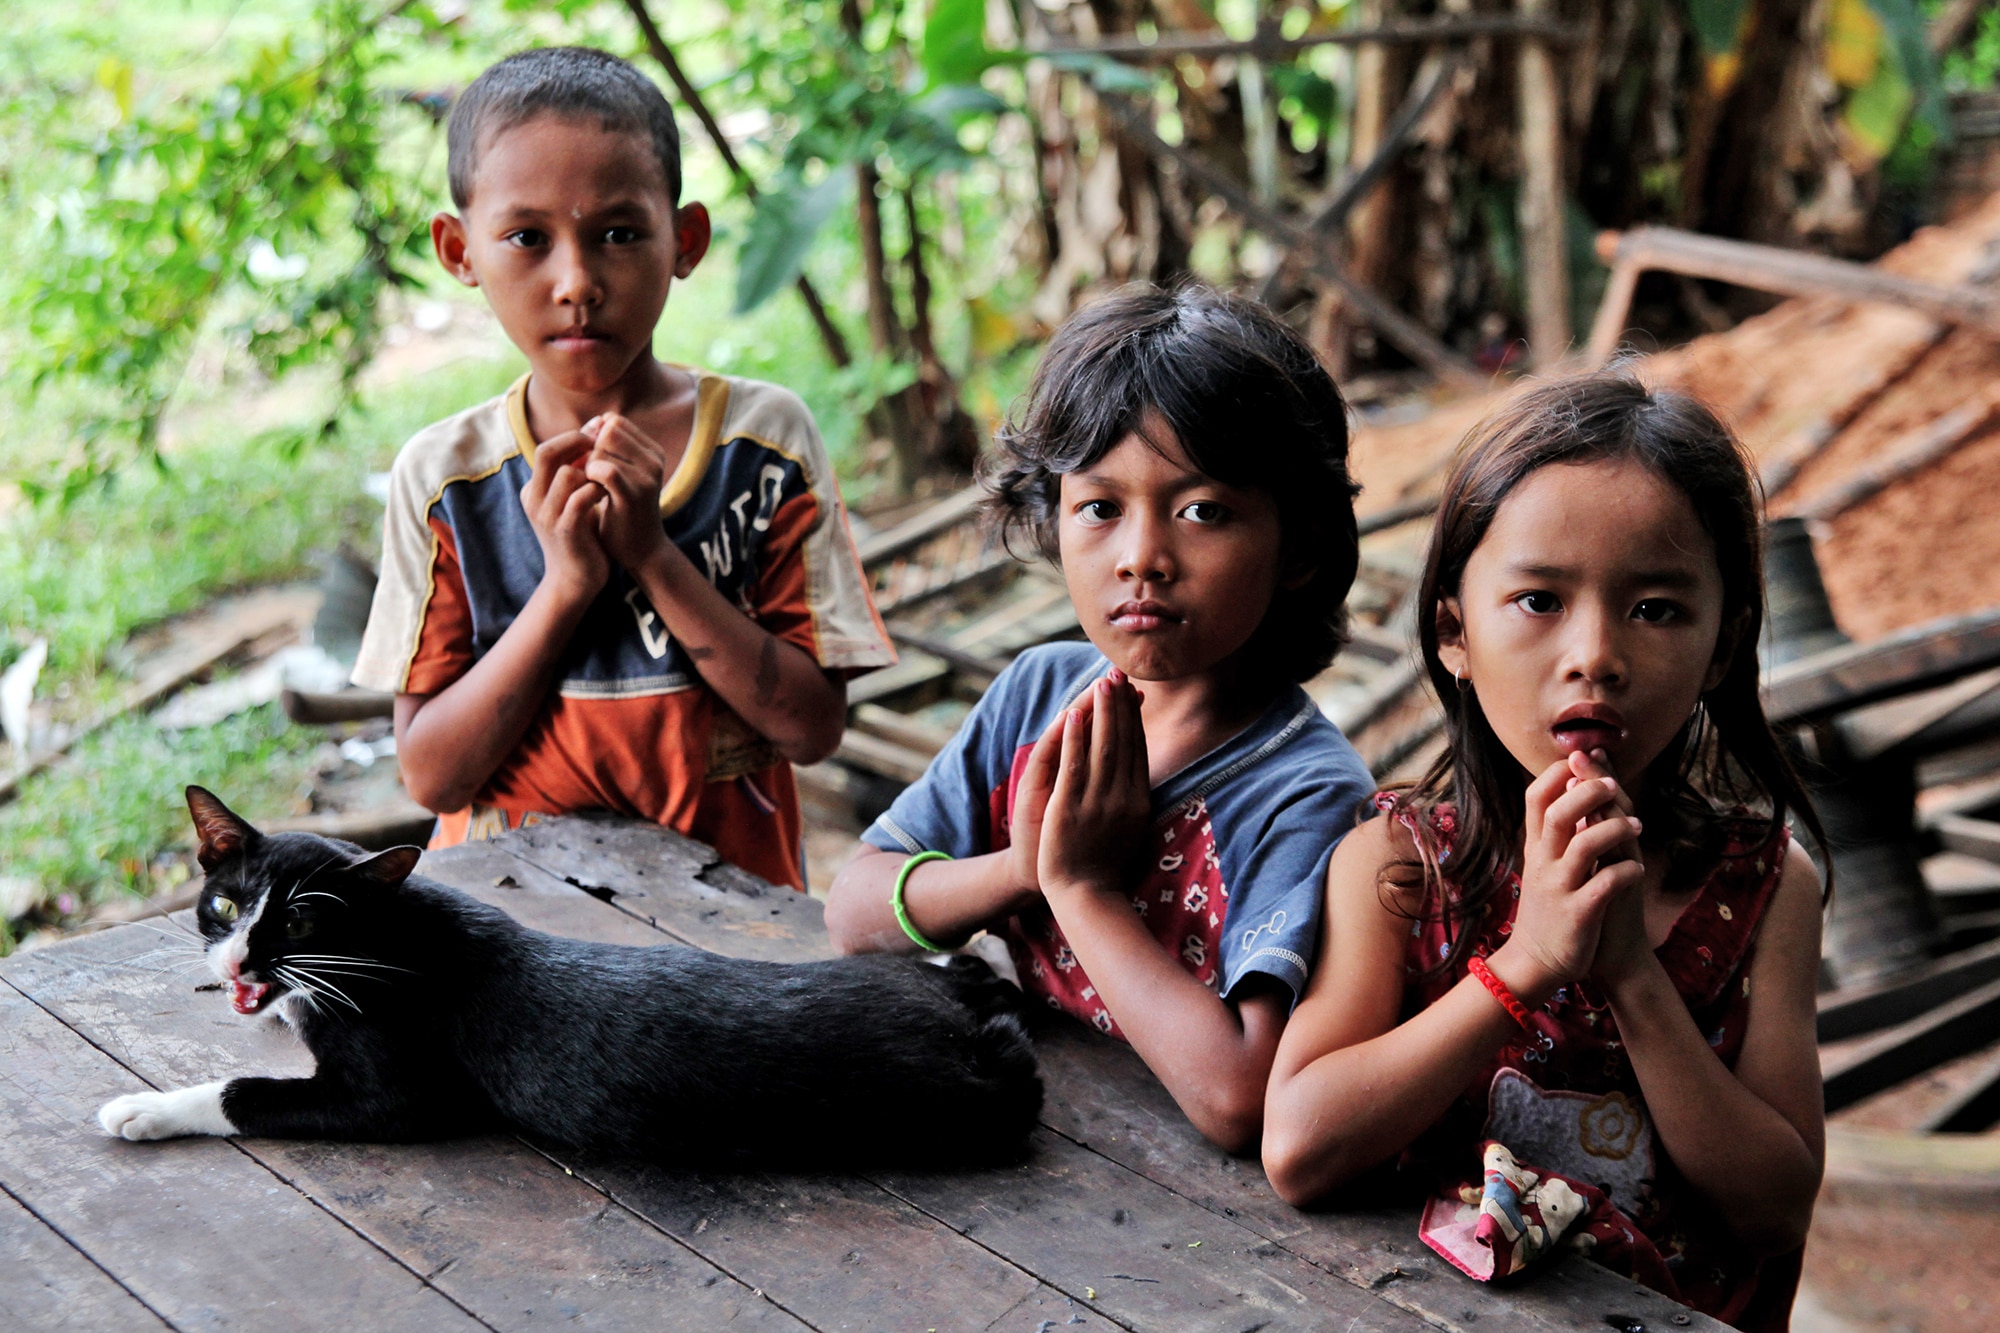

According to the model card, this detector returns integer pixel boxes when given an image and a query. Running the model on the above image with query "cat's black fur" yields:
[115,787,1041,1165]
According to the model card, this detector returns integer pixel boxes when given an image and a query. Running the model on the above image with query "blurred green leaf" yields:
[1048,51,1156,95]
[734,170,853,314]
[1683,0,1750,57]
[921,0,1005,90]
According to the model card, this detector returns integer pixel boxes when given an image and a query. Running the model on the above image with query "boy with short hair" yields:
[352,46,894,891]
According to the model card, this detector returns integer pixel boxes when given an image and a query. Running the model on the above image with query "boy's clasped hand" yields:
[519,413,671,598]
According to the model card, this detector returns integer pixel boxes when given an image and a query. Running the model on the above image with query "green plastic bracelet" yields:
[892,850,952,952]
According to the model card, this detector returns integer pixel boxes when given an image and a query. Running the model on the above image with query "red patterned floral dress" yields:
[1379,793,1803,1333]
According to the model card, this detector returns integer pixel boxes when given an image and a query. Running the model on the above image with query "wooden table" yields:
[0,817,1723,1332]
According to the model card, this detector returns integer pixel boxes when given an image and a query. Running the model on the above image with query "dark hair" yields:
[446,47,682,209]
[1394,369,1828,971]
[984,283,1360,687]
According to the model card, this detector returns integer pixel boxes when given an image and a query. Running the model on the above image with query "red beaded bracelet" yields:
[1467,955,1534,1030]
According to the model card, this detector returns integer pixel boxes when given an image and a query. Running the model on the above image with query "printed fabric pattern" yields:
[1381,792,1799,1331]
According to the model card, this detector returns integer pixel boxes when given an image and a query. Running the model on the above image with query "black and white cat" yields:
[97,788,1042,1165]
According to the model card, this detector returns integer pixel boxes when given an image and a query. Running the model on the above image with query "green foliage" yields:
[921,0,1011,90]
[0,357,517,701]
[1683,0,1751,58]
[0,703,325,932]
[16,0,439,497]
[734,171,855,314]
[1935,0,2000,88]
[740,11,978,186]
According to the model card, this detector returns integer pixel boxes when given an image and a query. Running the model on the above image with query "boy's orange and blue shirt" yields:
[351,371,896,891]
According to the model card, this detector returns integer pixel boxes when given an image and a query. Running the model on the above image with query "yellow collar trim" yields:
[504,369,731,519]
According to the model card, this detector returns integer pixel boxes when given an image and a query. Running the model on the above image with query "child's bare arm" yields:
[1262,763,1643,1203]
[1035,675,1287,1154]
[825,847,1038,953]
[1263,818,1517,1199]
[825,705,1068,951]
[396,432,608,813]
[1593,841,1824,1256]
[586,414,845,765]
[1046,879,1292,1153]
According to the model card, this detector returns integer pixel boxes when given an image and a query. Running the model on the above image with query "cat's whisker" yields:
[287,968,398,990]
[288,891,344,906]
[287,855,349,905]
[272,969,326,1016]
[274,966,359,1015]
[279,966,363,1014]
[283,954,416,974]
[117,940,204,961]
[120,919,206,944]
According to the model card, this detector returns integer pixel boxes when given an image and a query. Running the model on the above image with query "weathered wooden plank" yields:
[556,1157,1092,1333]
[1936,813,2000,863]
[855,485,984,568]
[416,840,682,946]
[465,817,835,963]
[874,1127,1430,1333]
[1817,935,2000,1041]
[2,916,806,1333]
[0,1184,171,1332]
[465,822,1716,1332]
[1918,1044,2000,1134]
[1595,225,2000,338]
[0,977,487,1333]
[1028,1025,1730,1333]
[21,848,1084,1332]
[1823,974,2000,1110]
[1762,605,2000,723]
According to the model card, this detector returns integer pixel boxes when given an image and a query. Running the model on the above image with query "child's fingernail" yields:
[1629,817,1643,832]
[1602,778,1617,793]
[1565,777,1577,791]
[1592,747,1608,761]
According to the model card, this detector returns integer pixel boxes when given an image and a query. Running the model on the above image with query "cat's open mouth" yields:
[230,980,275,1015]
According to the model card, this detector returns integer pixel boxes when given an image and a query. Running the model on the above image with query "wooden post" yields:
[1514,0,1571,365]
[1240,9,1280,208]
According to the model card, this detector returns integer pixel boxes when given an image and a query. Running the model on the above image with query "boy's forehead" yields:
[465,112,671,210]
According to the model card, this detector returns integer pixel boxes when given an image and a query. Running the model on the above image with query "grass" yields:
[0,356,524,947]
[0,704,322,952]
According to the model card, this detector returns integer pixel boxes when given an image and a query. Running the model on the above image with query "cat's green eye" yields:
[285,911,313,942]
[207,893,240,924]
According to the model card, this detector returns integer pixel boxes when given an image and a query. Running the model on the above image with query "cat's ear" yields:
[186,786,258,871]
[350,845,422,888]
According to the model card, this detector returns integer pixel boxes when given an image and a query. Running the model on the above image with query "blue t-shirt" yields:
[863,642,1372,1035]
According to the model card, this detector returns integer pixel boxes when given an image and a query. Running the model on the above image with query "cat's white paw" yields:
[960,931,1022,989]
[97,1082,236,1141]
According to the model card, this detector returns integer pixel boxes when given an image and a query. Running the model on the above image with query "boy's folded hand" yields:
[582,414,671,571]
[521,430,610,601]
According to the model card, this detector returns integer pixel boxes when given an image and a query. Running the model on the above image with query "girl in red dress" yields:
[1263,371,1830,1332]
